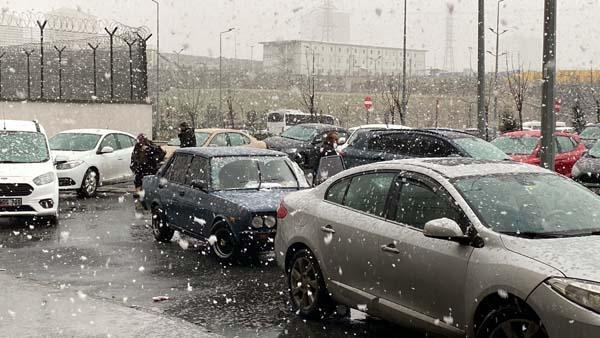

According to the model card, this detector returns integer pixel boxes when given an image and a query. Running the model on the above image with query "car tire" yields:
[210,222,240,262]
[476,304,548,338]
[77,169,98,198]
[287,248,334,319]
[152,207,174,243]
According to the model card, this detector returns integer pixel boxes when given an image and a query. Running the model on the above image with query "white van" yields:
[0,120,59,223]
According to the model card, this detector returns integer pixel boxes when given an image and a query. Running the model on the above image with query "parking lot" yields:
[0,185,428,338]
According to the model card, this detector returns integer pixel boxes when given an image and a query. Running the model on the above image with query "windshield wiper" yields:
[499,231,567,239]
[256,161,262,191]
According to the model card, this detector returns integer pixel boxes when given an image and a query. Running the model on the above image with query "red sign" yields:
[554,99,561,113]
[364,96,373,111]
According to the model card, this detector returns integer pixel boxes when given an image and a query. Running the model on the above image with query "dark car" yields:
[263,123,348,170]
[573,140,600,193]
[579,124,600,148]
[339,128,508,168]
[142,147,309,261]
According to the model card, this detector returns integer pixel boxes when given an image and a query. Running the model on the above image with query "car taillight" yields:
[277,201,288,219]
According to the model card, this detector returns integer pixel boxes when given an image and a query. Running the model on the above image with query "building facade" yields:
[261,40,426,76]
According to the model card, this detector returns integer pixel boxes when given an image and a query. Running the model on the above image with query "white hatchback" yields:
[49,129,136,198]
[0,120,59,223]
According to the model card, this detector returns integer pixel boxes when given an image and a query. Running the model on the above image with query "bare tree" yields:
[382,74,411,125]
[505,57,531,130]
[226,88,237,128]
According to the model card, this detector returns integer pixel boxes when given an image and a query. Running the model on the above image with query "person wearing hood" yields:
[178,122,197,148]
[130,134,166,192]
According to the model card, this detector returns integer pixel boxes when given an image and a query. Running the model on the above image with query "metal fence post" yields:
[104,27,118,100]
[54,46,66,99]
[123,37,137,101]
[0,52,5,99]
[88,43,99,98]
[136,33,152,102]
[37,20,47,99]
[23,49,35,99]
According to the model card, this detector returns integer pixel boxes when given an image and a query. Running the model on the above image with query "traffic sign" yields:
[554,99,561,113]
[364,96,373,111]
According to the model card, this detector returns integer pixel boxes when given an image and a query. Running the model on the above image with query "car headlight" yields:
[33,172,56,186]
[548,278,600,313]
[251,216,264,228]
[56,160,84,170]
[264,216,277,228]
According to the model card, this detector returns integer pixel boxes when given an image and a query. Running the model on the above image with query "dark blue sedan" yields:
[142,147,309,261]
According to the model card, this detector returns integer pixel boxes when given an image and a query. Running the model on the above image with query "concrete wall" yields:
[0,101,152,137]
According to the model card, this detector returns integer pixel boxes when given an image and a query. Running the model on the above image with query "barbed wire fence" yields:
[0,10,151,103]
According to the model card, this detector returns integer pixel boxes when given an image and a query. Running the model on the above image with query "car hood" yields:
[212,189,296,213]
[0,161,54,178]
[51,150,95,162]
[264,136,307,150]
[502,235,600,281]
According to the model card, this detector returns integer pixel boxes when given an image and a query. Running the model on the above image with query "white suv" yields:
[0,120,59,223]
[49,129,136,198]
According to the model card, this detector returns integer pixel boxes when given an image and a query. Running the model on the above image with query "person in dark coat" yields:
[130,134,166,191]
[313,131,339,185]
[178,122,197,148]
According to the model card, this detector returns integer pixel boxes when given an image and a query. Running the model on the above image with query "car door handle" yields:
[320,225,336,234]
[381,244,400,254]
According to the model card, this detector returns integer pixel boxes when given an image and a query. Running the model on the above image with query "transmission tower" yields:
[320,0,335,42]
[443,3,455,72]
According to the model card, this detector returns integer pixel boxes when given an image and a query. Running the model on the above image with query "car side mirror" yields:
[338,137,346,145]
[424,218,470,245]
[191,179,208,191]
[99,146,114,154]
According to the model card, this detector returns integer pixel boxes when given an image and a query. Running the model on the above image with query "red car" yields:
[491,130,586,176]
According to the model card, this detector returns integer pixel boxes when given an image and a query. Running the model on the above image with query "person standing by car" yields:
[130,134,165,193]
[178,122,197,148]
[313,131,339,184]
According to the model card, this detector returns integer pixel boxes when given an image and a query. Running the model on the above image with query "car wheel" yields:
[476,304,548,338]
[287,249,334,319]
[210,222,240,262]
[77,169,98,198]
[152,207,174,243]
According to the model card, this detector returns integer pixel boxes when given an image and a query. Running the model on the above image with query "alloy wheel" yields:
[489,318,545,338]
[83,171,97,195]
[290,256,319,311]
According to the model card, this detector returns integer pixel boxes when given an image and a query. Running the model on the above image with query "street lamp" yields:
[219,28,235,118]
[488,0,509,132]
[150,0,160,139]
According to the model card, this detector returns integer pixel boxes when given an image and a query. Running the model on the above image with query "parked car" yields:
[579,123,600,148]
[0,120,58,223]
[49,129,136,198]
[339,124,410,152]
[572,140,600,193]
[162,128,266,159]
[142,147,309,261]
[264,124,348,170]
[491,130,586,176]
[340,128,508,169]
[275,158,600,338]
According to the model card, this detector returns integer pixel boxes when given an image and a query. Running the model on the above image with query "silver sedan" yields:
[275,158,600,338]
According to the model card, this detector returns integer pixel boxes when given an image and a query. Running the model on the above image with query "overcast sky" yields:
[5,0,600,71]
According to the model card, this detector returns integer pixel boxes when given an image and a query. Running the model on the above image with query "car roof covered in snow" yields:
[57,129,135,137]
[175,146,287,158]
[0,120,44,133]
[354,157,550,179]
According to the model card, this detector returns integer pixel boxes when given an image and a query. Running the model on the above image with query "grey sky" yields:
[5,0,600,71]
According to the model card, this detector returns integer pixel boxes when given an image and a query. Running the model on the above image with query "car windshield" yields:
[195,132,210,146]
[491,136,539,155]
[453,137,509,161]
[454,173,600,237]
[0,131,49,163]
[211,156,308,190]
[580,126,600,139]
[280,125,317,141]
[49,133,101,151]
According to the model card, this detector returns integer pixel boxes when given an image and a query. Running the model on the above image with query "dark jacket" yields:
[178,128,197,148]
[319,142,337,159]
[131,143,166,175]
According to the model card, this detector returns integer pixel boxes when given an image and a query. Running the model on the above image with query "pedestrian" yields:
[130,134,166,193]
[313,131,339,185]
[178,122,197,148]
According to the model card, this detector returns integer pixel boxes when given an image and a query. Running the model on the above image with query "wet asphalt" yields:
[0,186,432,338]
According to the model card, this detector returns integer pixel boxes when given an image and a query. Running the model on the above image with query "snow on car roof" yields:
[0,120,43,133]
[176,146,286,158]
[364,158,549,179]
[58,129,134,136]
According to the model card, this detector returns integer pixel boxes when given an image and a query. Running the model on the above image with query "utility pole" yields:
[219,28,235,118]
[540,0,556,170]
[400,0,408,125]
[477,0,487,140]
[151,0,160,139]
[488,0,507,134]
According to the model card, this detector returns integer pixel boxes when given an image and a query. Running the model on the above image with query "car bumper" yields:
[527,283,600,337]
[0,181,59,217]
[239,229,276,251]
[56,165,87,190]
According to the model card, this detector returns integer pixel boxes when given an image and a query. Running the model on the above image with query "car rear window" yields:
[491,136,539,155]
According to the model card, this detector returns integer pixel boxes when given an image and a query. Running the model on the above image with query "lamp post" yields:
[400,0,408,125]
[219,28,235,117]
[477,0,487,140]
[151,0,161,139]
[488,0,508,132]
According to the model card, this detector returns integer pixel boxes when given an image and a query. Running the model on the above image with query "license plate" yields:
[0,198,21,207]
